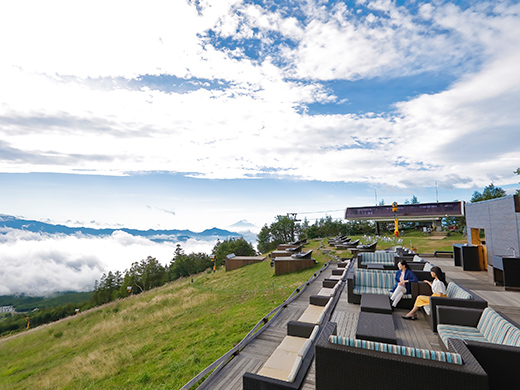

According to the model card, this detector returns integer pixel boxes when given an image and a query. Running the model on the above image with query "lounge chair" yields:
[357,241,377,252]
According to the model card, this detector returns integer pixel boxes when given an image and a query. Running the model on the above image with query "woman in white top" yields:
[402,266,447,320]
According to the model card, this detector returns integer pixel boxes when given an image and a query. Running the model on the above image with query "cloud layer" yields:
[0,1,519,189]
[0,229,217,296]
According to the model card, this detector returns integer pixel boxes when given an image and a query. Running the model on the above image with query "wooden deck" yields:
[196,254,520,390]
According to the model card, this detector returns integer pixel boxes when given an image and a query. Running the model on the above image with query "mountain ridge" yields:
[0,214,245,243]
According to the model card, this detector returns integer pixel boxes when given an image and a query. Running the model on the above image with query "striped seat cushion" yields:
[503,327,520,346]
[477,307,511,344]
[360,251,395,265]
[353,285,411,299]
[329,336,463,365]
[354,269,395,290]
[437,324,488,348]
[446,283,472,299]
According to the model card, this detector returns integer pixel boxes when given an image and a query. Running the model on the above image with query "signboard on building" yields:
[345,201,464,221]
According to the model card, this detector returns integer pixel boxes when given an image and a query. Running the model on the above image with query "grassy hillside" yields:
[0,245,329,390]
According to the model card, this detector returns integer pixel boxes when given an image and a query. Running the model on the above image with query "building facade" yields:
[465,195,520,283]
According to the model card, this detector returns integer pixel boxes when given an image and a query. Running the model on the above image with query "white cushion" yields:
[298,339,312,358]
[309,325,320,341]
[317,287,333,296]
[287,356,303,382]
[262,349,298,372]
[299,304,325,324]
[278,335,307,353]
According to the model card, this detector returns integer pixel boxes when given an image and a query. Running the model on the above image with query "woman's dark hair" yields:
[431,266,447,287]
[399,260,411,270]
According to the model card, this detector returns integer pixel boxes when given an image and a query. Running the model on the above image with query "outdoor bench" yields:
[243,322,319,390]
[315,322,488,390]
[437,306,520,348]
[412,281,488,332]
[434,250,454,257]
[437,306,520,390]
[347,268,415,308]
[357,251,397,269]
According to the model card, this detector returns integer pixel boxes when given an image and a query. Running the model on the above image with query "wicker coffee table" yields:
[356,312,397,344]
[360,293,392,314]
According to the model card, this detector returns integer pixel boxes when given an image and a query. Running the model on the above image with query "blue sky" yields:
[1,0,519,233]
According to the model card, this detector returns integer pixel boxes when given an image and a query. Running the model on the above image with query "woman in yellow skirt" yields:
[402,266,447,320]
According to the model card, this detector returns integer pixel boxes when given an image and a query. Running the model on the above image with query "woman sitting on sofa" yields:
[390,260,418,308]
[402,266,447,320]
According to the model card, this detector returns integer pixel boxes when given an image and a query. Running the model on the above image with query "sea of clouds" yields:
[0,228,218,296]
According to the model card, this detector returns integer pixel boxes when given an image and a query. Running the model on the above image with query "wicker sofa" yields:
[412,281,488,332]
[437,306,520,390]
[437,306,520,348]
[455,339,520,390]
[243,322,319,390]
[315,322,489,390]
[346,268,416,308]
[357,251,397,269]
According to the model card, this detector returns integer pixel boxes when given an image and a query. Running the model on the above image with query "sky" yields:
[1,1,520,294]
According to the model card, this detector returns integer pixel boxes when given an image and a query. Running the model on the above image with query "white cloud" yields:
[0,1,518,191]
[0,229,218,295]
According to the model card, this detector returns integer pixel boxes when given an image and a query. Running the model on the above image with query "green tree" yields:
[212,237,256,266]
[304,215,348,239]
[167,244,212,280]
[92,271,121,305]
[120,257,167,295]
[257,224,275,254]
[405,195,419,204]
[471,183,507,203]
[257,215,301,254]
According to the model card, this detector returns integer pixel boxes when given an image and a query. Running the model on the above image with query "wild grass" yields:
[0,249,325,390]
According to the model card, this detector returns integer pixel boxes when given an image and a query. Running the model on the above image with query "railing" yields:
[180,260,331,390]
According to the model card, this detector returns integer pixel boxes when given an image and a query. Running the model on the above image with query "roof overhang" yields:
[345,201,464,222]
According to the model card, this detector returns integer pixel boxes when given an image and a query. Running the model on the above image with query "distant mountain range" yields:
[0,214,254,243]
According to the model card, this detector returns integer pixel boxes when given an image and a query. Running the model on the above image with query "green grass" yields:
[0,249,326,390]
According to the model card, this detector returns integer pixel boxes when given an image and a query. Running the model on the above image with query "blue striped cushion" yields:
[446,283,472,299]
[353,286,411,299]
[477,308,502,340]
[360,252,395,265]
[437,324,487,348]
[355,269,395,290]
[487,317,513,344]
[504,327,520,346]
[329,336,463,365]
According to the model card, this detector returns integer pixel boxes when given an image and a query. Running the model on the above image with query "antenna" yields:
[435,181,439,202]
